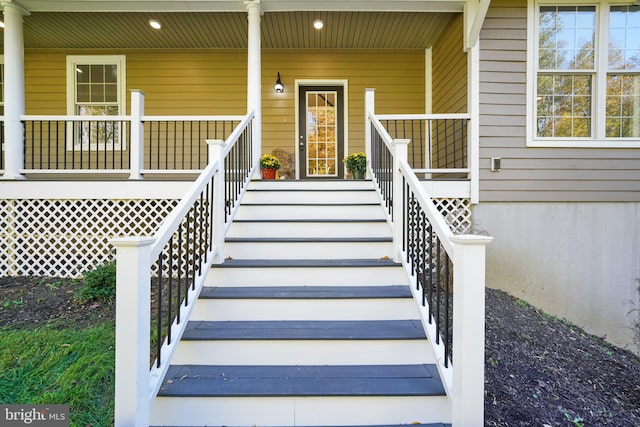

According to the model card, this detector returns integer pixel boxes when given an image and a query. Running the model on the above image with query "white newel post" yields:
[450,234,492,427]
[2,2,28,179]
[246,0,262,171]
[129,90,145,180]
[111,237,154,427]
[391,139,409,262]
[364,88,375,179]
[208,139,226,263]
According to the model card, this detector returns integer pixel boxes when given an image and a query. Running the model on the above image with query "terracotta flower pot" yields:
[261,168,277,179]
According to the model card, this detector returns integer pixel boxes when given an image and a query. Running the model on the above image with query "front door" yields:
[298,85,344,179]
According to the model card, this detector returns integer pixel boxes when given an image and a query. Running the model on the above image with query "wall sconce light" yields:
[274,72,284,93]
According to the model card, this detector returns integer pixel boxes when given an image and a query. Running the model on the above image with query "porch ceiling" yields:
[3,9,459,50]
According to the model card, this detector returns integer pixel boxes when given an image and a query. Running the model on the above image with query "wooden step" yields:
[242,188,380,204]
[157,364,445,397]
[199,285,412,299]
[182,320,426,340]
[226,219,391,238]
[233,203,387,220]
[191,285,419,321]
[224,237,394,260]
[207,259,408,287]
[171,319,433,365]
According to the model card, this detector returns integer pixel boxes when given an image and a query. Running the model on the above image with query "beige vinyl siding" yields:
[479,0,640,202]
[24,49,247,170]
[432,14,466,115]
[23,48,424,170]
[431,14,467,173]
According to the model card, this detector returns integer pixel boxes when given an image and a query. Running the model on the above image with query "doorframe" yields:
[294,79,349,180]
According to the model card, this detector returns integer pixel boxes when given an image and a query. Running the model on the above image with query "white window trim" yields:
[526,0,640,148]
[65,55,127,151]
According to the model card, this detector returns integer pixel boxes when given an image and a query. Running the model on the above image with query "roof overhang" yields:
[12,0,467,13]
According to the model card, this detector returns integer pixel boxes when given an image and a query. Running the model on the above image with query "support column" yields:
[2,1,29,179]
[245,0,262,172]
[364,88,375,179]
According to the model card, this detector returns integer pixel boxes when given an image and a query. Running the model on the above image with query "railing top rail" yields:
[222,111,255,157]
[368,111,395,150]
[376,113,471,120]
[20,114,248,122]
[141,115,247,122]
[149,110,254,260]
[21,115,132,121]
[398,157,455,256]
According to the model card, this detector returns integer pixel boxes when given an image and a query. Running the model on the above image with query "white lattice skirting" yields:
[434,197,473,234]
[0,199,179,277]
[1,197,472,278]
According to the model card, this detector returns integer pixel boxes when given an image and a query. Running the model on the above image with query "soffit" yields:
[8,10,457,49]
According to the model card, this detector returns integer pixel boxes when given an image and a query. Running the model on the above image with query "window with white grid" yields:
[66,55,126,150]
[529,2,640,147]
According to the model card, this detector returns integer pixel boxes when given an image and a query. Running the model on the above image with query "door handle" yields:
[299,141,305,151]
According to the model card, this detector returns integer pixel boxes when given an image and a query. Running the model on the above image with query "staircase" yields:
[149,179,452,426]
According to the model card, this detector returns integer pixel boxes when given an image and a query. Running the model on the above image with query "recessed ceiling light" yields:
[313,19,324,30]
[148,19,161,30]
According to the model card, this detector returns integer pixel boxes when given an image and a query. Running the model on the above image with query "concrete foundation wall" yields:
[474,202,640,354]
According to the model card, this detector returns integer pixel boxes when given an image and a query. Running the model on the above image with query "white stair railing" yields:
[111,111,254,427]
[365,88,492,427]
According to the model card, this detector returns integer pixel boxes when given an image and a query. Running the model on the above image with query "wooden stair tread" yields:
[215,258,400,268]
[157,364,445,397]
[199,285,412,299]
[182,320,426,340]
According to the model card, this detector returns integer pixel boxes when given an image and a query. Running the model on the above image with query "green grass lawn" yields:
[0,324,115,427]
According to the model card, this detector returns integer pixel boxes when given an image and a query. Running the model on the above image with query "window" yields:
[66,55,126,149]
[529,2,640,146]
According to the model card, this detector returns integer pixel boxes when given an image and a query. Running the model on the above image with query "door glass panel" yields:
[306,91,338,176]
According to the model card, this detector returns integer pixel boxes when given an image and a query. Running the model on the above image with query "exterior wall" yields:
[431,14,468,172]
[25,49,248,116]
[475,202,640,354]
[477,0,640,354]
[262,49,426,164]
[23,48,425,172]
[432,14,466,115]
[478,0,640,203]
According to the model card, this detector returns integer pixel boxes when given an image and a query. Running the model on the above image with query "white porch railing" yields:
[110,111,254,426]
[365,88,492,427]
[5,90,245,178]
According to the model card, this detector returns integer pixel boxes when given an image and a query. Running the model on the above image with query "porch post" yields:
[111,236,154,427]
[2,2,29,179]
[467,41,480,204]
[364,89,375,179]
[245,0,262,172]
[129,90,145,180]
[391,139,409,262]
[207,139,226,264]
[450,234,492,427]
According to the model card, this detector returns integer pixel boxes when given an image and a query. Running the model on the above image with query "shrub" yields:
[76,260,116,302]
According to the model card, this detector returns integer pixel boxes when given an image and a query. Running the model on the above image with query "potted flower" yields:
[260,154,281,179]
[343,152,366,179]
